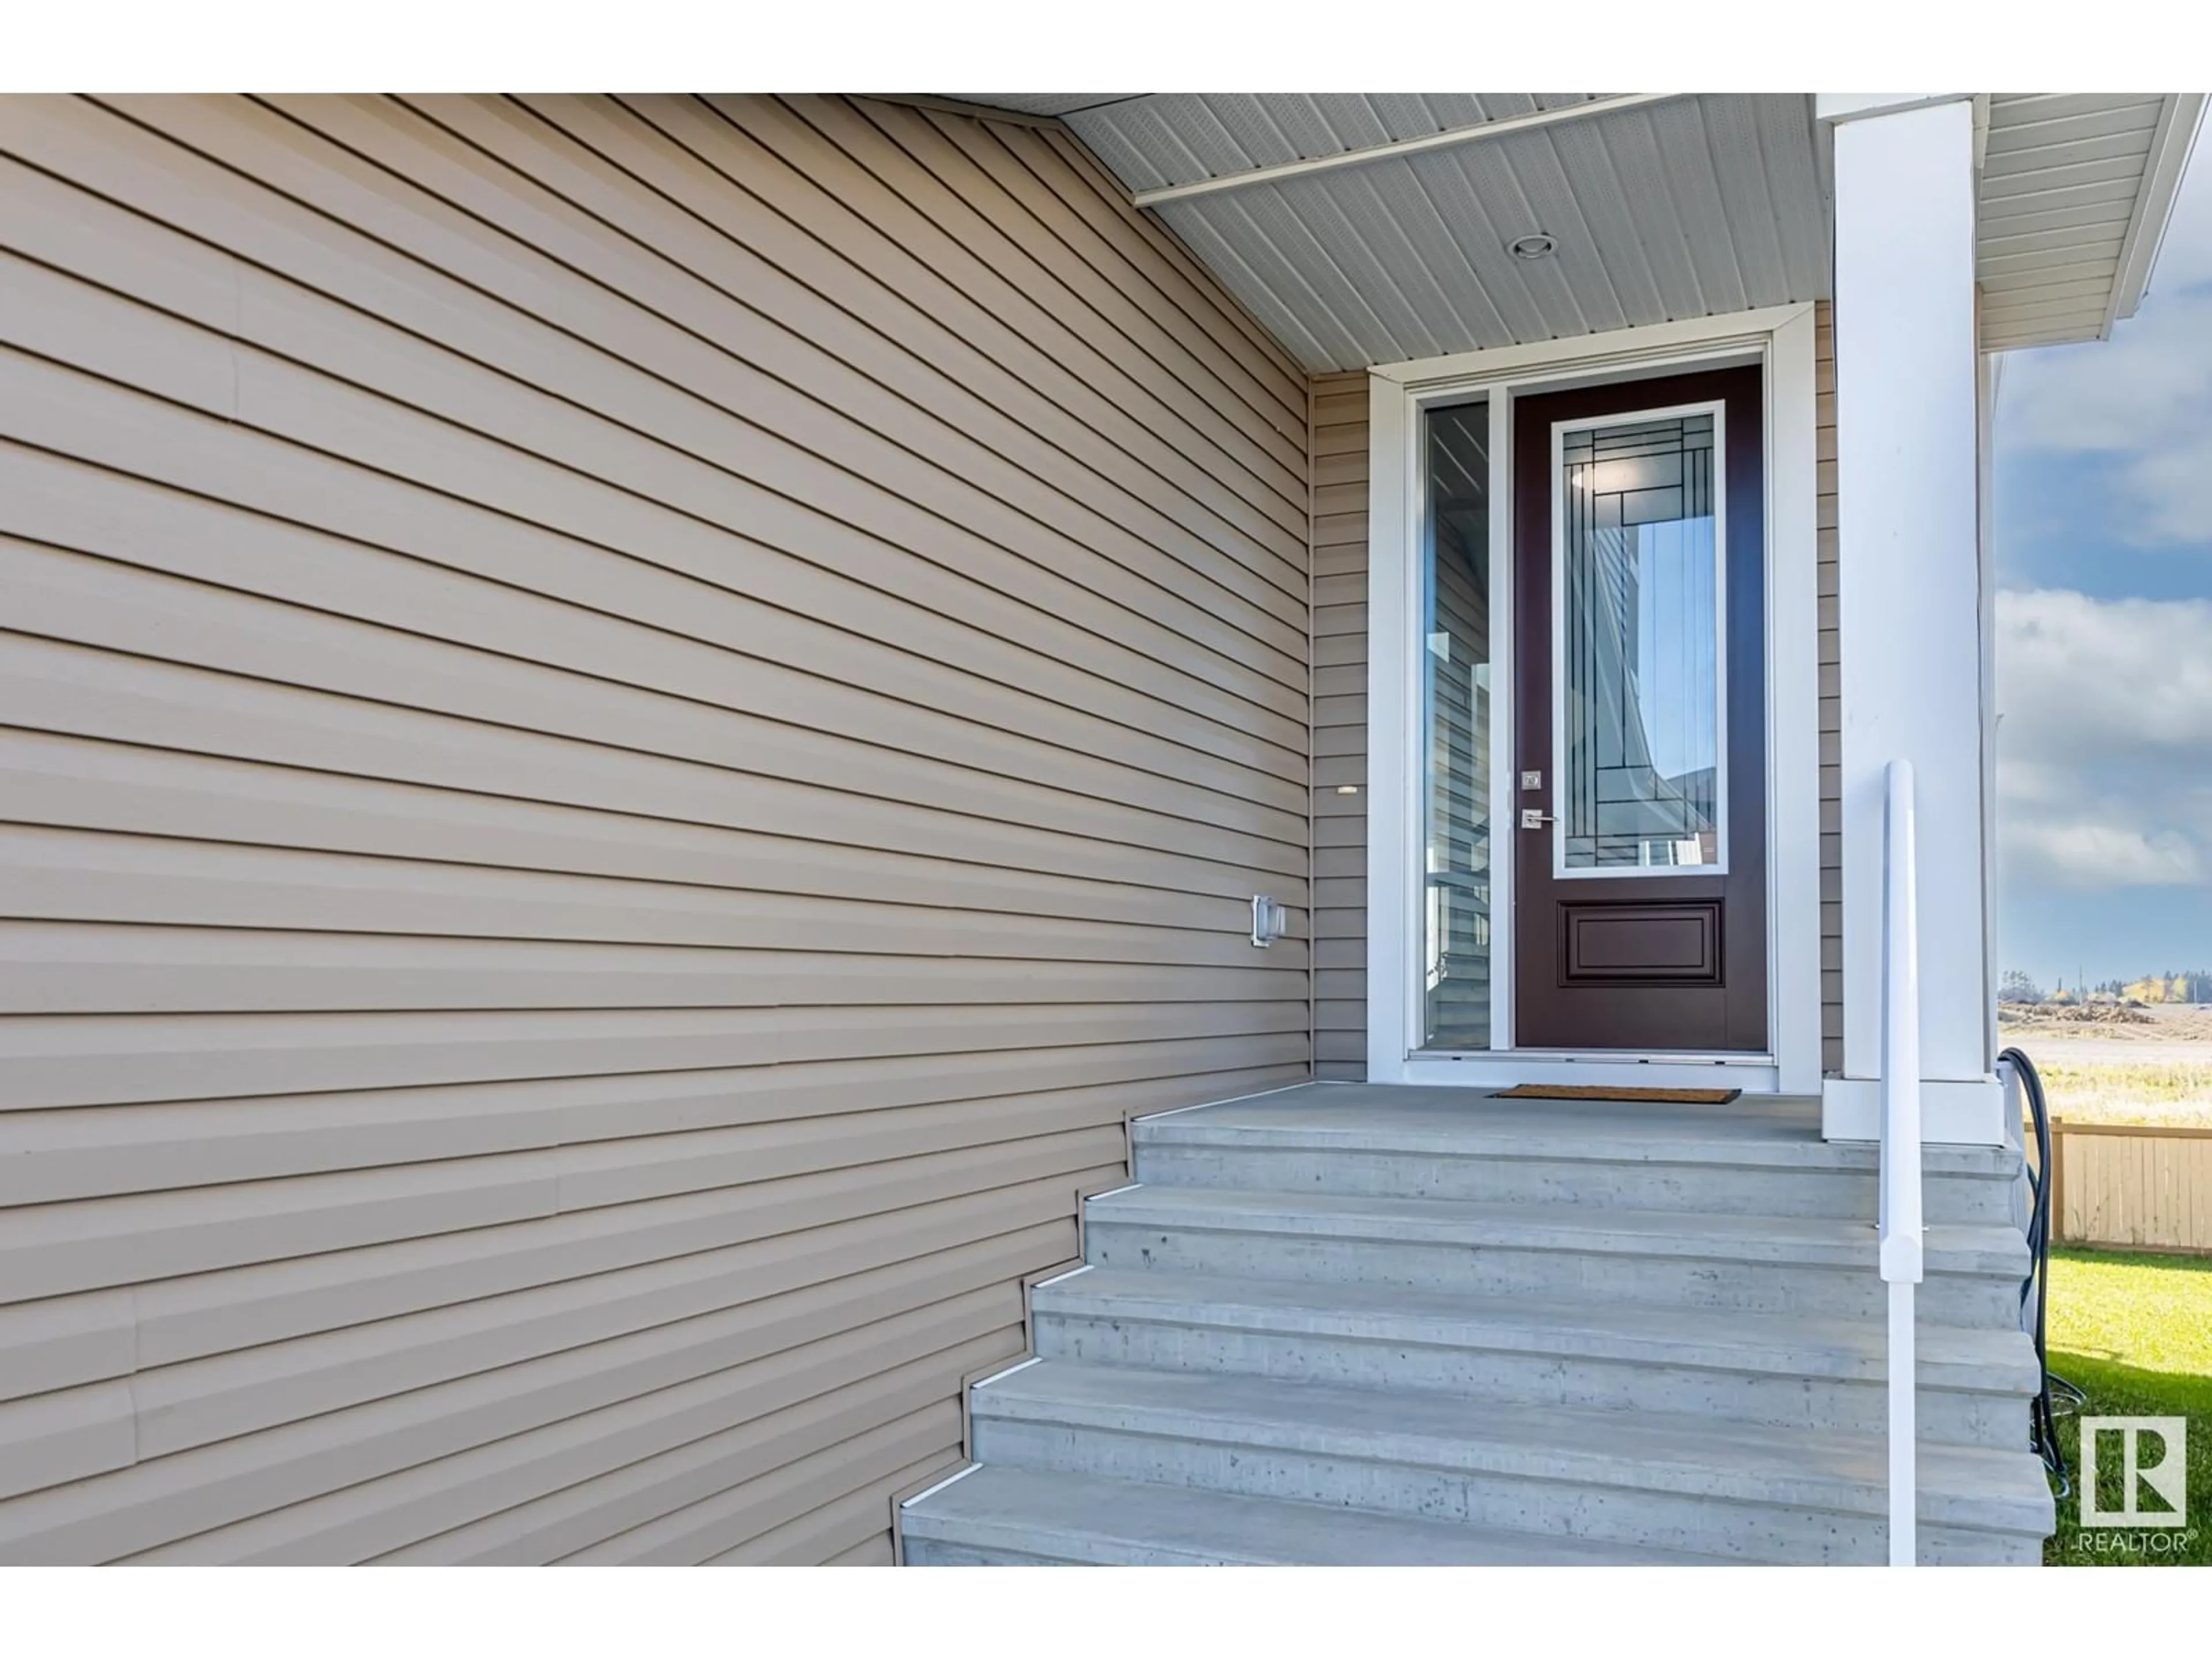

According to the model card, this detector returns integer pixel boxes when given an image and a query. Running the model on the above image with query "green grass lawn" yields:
[2043,1248,2212,1566]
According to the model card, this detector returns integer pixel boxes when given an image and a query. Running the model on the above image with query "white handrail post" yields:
[1880,759,1924,1567]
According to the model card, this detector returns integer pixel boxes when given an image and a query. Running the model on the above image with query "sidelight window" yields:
[1419,400,1493,1048]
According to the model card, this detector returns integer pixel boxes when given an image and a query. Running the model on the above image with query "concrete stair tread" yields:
[1089,1184,2028,1277]
[1139,1085,2017,1178]
[973,1358,2056,1536]
[1039,1267,2041,1395]
[904,1464,1730,1566]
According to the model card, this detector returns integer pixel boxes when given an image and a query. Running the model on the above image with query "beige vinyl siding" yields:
[1816,302,1843,1072]
[1310,373,1369,1078]
[0,93,1311,1564]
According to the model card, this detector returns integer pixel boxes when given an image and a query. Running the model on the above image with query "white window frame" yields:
[1549,399,1731,882]
[1364,305,1823,1096]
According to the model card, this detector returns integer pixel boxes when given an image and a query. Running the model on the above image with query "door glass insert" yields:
[1421,400,1491,1049]
[1555,408,1725,875]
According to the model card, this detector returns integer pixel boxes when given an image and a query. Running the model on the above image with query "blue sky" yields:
[1994,145,2212,990]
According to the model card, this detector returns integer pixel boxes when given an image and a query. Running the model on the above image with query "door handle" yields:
[1519,808,1555,830]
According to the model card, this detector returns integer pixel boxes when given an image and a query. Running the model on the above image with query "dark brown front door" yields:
[1513,366,1767,1052]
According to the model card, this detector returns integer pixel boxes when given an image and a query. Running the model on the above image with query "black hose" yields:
[1999,1047,2078,1495]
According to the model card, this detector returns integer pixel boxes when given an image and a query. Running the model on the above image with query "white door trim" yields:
[1364,304,1822,1096]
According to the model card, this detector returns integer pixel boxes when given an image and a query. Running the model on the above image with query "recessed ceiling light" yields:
[1508,232,1558,261]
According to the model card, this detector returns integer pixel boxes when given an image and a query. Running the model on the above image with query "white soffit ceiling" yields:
[953,93,2206,367]
[1976,93,2207,352]
[959,93,1830,372]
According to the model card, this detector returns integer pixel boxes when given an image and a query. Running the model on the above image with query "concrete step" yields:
[1034,1269,2040,1449]
[1134,1093,2018,1224]
[965,1359,2054,1565]
[1084,1185,2025,1325]
[902,1464,1729,1566]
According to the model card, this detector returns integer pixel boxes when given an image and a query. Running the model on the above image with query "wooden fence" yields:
[2044,1120,2212,1255]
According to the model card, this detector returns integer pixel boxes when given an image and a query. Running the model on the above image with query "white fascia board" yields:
[2109,93,2209,327]
[1815,94,1971,125]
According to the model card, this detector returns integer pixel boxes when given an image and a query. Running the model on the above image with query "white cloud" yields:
[1997,152,2212,544]
[1996,589,2212,891]
[2003,819,2205,891]
[2001,290,2212,453]
[1999,588,2212,747]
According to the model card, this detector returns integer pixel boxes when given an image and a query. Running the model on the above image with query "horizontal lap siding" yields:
[1310,373,1368,1079]
[0,93,1312,1563]
[1817,303,1842,1072]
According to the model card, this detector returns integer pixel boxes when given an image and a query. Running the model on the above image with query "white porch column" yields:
[1819,95,2003,1145]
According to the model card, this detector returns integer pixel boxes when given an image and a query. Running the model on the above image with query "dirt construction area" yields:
[1998,1005,2212,1124]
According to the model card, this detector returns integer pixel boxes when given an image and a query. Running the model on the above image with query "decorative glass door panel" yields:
[1555,410,1726,876]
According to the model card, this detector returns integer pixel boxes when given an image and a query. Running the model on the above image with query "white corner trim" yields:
[2109,92,2209,328]
[1768,306,1823,1096]
[1365,304,1823,1094]
[1365,370,1418,1084]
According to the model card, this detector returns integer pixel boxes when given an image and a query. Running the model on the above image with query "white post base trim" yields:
[1823,1074,2004,1145]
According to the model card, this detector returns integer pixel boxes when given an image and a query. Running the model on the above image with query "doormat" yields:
[1489,1084,1743,1104]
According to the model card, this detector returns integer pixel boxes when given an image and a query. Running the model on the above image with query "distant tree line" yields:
[1999,968,2212,1005]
